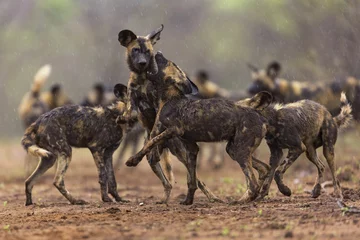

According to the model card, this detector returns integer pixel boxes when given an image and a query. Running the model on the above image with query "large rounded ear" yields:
[247,63,259,73]
[185,77,199,95]
[118,30,137,47]
[146,24,164,45]
[196,70,209,81]
[50,83,61,95]
[250,91,273,110]
[113,83,128,99]
[266,61,281,79]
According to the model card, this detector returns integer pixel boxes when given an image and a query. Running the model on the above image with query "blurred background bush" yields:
[1,0,359,137]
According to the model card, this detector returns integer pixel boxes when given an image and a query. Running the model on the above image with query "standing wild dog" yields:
[238,92,352,200]
[118,25,223,204]
[124,50,273,204]
[21,84,133,205]
[80,82,145,169]
[193,70,251,170]
[247,61,360,120]
[19,65,73,174]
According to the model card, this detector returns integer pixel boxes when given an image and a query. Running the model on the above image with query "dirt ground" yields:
[1,132,360,240]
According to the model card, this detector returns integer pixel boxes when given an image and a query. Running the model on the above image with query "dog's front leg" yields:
[126,127,181,167]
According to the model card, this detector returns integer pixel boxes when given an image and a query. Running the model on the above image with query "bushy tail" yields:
[333,92,352,129]
[21,123,51,158]
[18,64,52,118]
[31,64,52,95]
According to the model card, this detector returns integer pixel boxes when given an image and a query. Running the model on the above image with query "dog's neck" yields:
[107,101,126,115]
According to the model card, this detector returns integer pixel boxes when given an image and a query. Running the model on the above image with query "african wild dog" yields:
[21,84,134,206]
[124,51,273,204]
[19,65,73,174]
[118,25,223,204]
[40,83,73,110]
[247,61,360,121]
[80,82,146,170]
[193,70,252,170]
[81,83,117,107]
[238,92,352,200]
[18,64,52,129]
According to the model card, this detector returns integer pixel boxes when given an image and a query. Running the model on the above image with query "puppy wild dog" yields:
[21,84,133,205]
[238,92,352,200]
[118,25,223,204]
[247,61,359,119]
[124,51,273,204]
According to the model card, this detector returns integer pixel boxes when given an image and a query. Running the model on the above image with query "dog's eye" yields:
[132,48,140,53]
[145,49,150,55]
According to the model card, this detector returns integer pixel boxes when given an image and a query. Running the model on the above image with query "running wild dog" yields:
[118,25,223,204]
[238,92,352,200]
[124,51,273,204]
[21,84,134,206]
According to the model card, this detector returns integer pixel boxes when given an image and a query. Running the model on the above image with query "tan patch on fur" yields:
[74,120,84,131]
[37,124,46,134]
[254,70,276,90]
[40,92,52,107]
[291,81,303,96]
[144,40,154,52]
[114,101,125,112]
[93,107,105,116]
[18,93,35,119]
[163,62,186,84]
[346,77,357,87]
[127,40,140,51]
[275,79,288,96]
[282,101,305,109]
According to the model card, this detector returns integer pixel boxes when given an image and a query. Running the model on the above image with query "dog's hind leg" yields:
[91,150,112,203]
[25,155,56,206]
[105,148,129,203]
[252,156,271,188]
[256,145,283,200]
[54,153,87,205]
[227,133,262,204]
[179,141,199,205]
[168,138,223,203]
[305,144,326,198]
[274,144,305,197]
[322,124,343,199]
[149,160,173,204]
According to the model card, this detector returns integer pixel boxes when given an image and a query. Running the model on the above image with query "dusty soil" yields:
[1,133,360,240]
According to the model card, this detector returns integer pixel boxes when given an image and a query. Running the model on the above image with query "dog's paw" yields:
[72,199,88,205]
[125,156,141,167]
[102,196,113,203]
[115,197,130,203]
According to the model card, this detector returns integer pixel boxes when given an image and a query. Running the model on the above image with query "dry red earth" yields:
[1,133,360,240]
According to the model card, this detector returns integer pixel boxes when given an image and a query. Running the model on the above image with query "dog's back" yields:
[22,103,126,157]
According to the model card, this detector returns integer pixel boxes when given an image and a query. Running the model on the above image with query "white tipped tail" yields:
[27,146,51,158]
[334,92,352,129]
[31,64,52,93]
